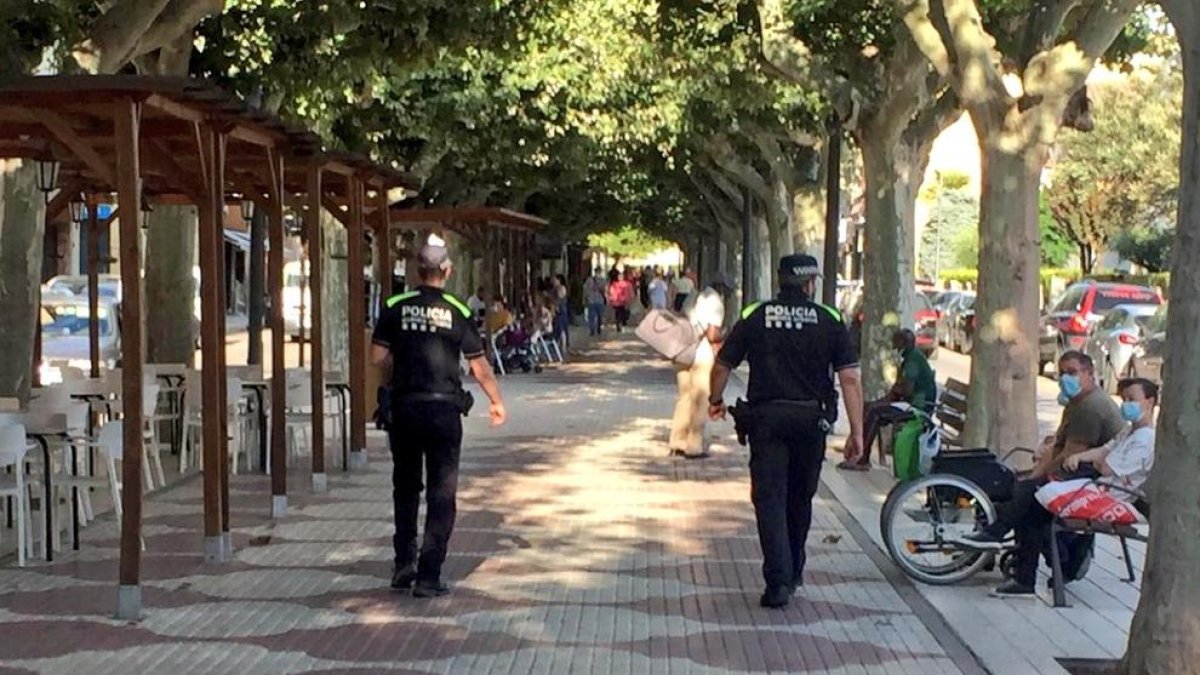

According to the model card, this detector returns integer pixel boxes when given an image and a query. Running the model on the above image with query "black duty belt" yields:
[394,391,475,417]
[753,399,822,409]
[396,393,461,404]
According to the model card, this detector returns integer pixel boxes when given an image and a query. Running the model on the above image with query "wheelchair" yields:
[878,411,1029,585]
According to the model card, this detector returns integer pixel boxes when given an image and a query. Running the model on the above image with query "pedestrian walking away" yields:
[709,253,865,609]
[672,269,695,312]
[669,275,731,458]
[371,242,507,599]
[584,268,607,337]
[608,271,635,332]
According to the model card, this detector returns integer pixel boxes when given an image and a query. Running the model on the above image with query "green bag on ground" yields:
[891,417,924,482]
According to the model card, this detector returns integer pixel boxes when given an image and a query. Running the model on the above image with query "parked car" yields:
[932,291,964,345]
[946,293,977,353]
[1125,302,1168,387]
[1038,281,1161,374]
[40,294,121,383]
[849,290,939,359]
[44,274,122,300]
[1083,304,1160,393]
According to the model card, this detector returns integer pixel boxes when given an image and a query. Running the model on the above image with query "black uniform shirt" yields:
[372,286,485,396]
[717,288,859,405]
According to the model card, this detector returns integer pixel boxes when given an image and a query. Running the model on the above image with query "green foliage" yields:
[1046,64,1181,271]
[1039,193,1074,268]
[1113,226,1174,273]
[919,188,978,276]
[588,226,673,259]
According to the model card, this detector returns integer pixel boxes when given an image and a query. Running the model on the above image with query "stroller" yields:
[494,323,542,374]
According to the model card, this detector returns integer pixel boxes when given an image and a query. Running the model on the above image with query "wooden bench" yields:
[934,378,969,447]
[1049,486,1150,607]
[874,378,970,464]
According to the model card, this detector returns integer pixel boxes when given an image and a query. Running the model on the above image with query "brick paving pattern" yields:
[0,338,967,674]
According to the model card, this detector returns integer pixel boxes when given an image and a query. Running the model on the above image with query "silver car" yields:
[40,295,122,380]
[1084,304,1160,393]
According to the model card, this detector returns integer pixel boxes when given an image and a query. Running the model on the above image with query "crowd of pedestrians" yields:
[585,262,699,335]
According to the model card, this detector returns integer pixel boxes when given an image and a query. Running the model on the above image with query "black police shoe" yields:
[760,585,792,609]
[413,579,451,598]
[391,564,417,592]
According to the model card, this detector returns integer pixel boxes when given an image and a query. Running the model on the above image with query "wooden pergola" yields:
[388,207,547,306]
[0,75,416,619]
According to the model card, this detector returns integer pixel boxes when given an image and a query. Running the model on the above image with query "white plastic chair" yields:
[280,371,343,470]
[490,327,509,376]
[141,382,166,490]
[58,420,128,548]
[0,424,34,566]
[182,374,250,474]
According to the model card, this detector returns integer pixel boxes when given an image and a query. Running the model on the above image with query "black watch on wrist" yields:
[709,397,724,406]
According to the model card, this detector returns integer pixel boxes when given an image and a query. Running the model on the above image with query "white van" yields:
[282,260,311,340]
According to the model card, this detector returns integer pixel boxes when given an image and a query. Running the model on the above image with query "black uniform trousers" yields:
[748,406,827,589]
[389,401,463,582]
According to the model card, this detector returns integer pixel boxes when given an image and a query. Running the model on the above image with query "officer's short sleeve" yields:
[460,319,485,360]
[717,314,753,370]
[372,309,394,348]
[830,320,858,371]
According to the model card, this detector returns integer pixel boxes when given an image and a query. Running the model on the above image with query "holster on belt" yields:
[728,399,753,446]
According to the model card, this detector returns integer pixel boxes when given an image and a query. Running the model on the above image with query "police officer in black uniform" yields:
[708,254,865,608]
[371,243,507,598]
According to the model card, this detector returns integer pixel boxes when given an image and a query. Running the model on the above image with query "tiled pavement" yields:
[0,337,981,674]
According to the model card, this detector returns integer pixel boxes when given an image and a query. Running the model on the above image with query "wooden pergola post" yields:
[347,177,368,468]
[196,123,228,562]
[267,149,288,518]
[86,197,101,378]
[308,167,327,489]
[114,97,146,620]
[376,189,392,311]
[214,152,232,558]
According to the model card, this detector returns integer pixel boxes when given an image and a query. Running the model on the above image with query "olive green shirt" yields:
[900,347,938,413]
[1054,387,1125,456]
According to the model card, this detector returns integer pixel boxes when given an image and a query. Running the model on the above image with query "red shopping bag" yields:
[1034,479,1144,524]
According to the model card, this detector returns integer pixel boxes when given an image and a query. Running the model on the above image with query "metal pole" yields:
[741,187,753,304]
[822,118,842,307]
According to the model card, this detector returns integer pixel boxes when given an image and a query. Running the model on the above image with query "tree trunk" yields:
[145,205,197,365]
[963,137,1043,451]
[0,160,44,403]
[322,211,349,375]
[768,173,796,291]
[246,208,266,365]
[1121,8,1200,670]
[752,214,773,301]
[859,135,918,399]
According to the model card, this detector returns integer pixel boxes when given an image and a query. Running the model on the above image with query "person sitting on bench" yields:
[959,374,1154,599]
[838,329,936,471]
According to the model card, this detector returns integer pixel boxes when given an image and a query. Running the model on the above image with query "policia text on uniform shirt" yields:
[708,253,865,610]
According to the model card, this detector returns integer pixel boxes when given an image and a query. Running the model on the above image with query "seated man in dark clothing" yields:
[957,351,1127,597]
[838,329,937,470]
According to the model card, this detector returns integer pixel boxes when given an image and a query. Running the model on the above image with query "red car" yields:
[1039,281,1161,373]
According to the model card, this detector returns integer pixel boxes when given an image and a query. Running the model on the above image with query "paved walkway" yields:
[0,337,978,674]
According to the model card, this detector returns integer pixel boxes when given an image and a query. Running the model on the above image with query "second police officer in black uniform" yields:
[371,243,507,599]
[708,254,865,609]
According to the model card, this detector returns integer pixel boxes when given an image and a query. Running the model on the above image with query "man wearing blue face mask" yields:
[957,351,1125,597]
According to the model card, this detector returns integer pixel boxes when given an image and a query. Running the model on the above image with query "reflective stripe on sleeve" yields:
[386,290,421,308]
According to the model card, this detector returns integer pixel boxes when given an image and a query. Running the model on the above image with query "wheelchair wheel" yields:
[880,474,999,585]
